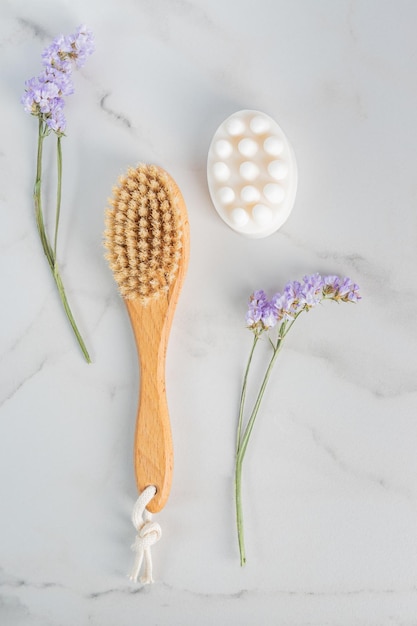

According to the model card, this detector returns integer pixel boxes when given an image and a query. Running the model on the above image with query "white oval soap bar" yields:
[207,110,297,238]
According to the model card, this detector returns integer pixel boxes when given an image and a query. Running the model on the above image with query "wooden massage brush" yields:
[104,164,189,518]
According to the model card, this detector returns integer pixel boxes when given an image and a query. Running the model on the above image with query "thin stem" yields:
[238,340,283,461]
[34,119,54,270]
[235,453,246,566]
[234,318,300,566]
[53,266,91,363]
[53,134,62,258]
[32,118,91,363]
[234,343,281,566]
[236,334,259,453]
[234,332,260,566]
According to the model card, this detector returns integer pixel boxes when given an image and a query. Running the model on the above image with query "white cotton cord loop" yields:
[129,485,162,584]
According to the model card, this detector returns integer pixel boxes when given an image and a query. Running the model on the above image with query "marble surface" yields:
[1,0,417,624]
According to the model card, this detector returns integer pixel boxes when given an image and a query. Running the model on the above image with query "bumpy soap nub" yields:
[207,110,297,238]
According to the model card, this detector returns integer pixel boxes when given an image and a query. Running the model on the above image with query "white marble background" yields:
[1,0,417,624]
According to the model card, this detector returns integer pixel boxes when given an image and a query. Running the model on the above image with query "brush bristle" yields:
[104,164,183,302]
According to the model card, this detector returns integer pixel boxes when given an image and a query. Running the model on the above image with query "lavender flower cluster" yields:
[246,273,361,333]
[21,25,94,133]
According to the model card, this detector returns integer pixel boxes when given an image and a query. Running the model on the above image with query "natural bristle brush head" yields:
[104,163,184,302]
[104,163,189,514]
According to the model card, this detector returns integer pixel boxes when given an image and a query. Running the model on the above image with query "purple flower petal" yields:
[302,273,324,307]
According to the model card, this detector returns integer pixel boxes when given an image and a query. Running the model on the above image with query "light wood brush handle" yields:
[126,295,176,514]
[105,164,189,513]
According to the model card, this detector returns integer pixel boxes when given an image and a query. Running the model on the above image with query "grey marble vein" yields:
[99,93,132,130]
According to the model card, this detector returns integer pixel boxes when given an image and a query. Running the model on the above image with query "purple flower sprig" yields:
[235,273,360,566]
[22,25,94,134]
[22,26,94,362]
[245,273,360,335]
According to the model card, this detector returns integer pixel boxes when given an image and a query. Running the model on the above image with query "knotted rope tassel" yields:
[129,486,162,584]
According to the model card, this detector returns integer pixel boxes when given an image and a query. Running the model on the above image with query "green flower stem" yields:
[236,334,259,452]
[234,333,259,566]
[53,134,62,258]
[53,265,91,363]
[34,120,54,269]
[234,316,300,566]
[235,339,282,566]
[238,340,283,461]
[33,118,91,363]
[235,451,246,566]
